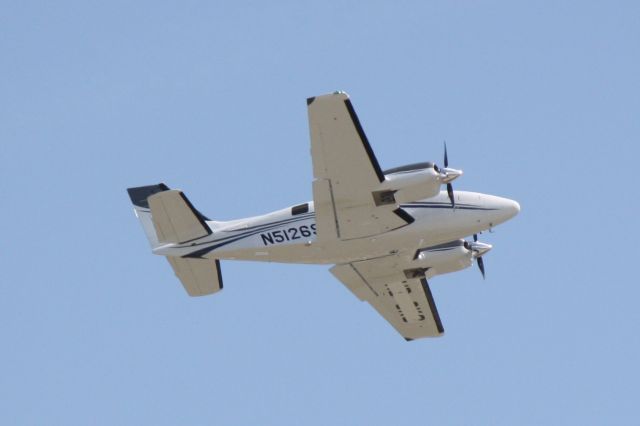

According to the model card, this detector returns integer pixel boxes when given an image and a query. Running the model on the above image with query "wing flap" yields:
[148,190,211,244]
[312,179,339,241]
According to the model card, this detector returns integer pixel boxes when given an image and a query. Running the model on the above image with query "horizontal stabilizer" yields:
[148,190,212,244]
[166,257,223,296]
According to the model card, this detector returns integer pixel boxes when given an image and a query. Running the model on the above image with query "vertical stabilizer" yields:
[127,184,170,249]
[127,183,225,297]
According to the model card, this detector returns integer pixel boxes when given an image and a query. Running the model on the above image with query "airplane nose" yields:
[498,198,520,223]
[507,199,520,218]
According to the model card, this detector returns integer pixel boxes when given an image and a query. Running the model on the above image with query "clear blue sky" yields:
[2,1,639,425]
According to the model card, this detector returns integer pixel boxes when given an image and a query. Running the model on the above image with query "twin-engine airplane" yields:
[127,91,519,340]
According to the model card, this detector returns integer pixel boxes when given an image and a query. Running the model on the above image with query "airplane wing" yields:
[307,92,413,241]
[331,255,444,340]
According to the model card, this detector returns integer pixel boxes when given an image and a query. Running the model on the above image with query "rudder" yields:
[127,183,170,248]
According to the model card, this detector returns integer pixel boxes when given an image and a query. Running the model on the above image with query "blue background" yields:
[2,1,638,424]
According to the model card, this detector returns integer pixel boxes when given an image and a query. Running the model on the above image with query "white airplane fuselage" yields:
[128,91,522,339]
[153,190,519,265]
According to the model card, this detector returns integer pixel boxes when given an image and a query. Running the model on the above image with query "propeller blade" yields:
[477,256,486,279]
[443,142,455,208]
[444,141,449,168]
[473,233,478,242]
[447,183,455,208]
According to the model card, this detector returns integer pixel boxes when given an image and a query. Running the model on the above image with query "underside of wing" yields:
[331,256,444,340]
[308,92,413,241]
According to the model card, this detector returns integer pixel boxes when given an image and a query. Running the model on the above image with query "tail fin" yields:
[127,184,170,249]
[127,183,223,296]
[146,189,212,244]
[127,183,216,246]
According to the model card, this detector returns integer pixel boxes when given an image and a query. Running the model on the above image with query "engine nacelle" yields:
[374,162,462,206]
[375,169,440,206]
[404,239,484,279]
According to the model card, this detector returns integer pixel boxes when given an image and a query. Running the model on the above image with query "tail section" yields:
[146,189,212,244]
[127,184,170,249]
[127,183,215,246]
[127,183,223,296]
[166,257,223,296]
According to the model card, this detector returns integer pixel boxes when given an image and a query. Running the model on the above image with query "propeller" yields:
[469,233,491,279]
[439,142,463,208]
[444,143,455,207]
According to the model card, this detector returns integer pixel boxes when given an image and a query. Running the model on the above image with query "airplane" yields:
[127,91,520,341]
